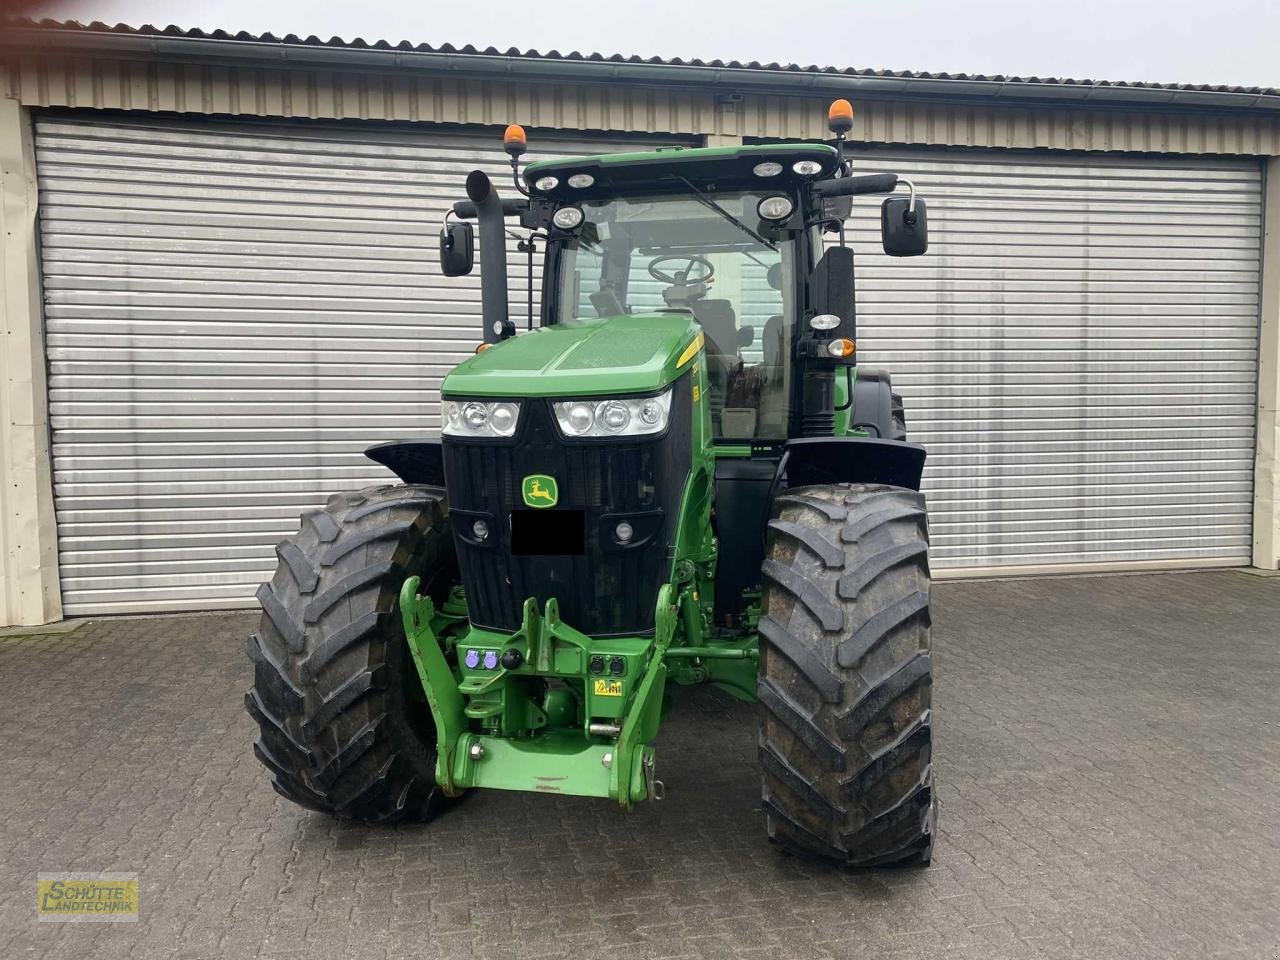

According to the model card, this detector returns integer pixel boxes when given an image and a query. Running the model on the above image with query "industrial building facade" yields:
[2,20,1279,624]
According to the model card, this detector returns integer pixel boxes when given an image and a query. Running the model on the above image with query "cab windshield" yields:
[550,190,798,439]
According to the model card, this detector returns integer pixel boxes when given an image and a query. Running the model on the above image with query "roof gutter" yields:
[5,26,1279,114]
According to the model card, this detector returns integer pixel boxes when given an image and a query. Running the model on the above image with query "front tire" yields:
[245,484,456,822]
[758,482,935,865]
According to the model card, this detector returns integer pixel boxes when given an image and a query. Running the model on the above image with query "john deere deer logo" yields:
[521,474,558,509]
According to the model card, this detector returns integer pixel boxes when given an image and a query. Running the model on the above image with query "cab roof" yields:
[523,142,839,200]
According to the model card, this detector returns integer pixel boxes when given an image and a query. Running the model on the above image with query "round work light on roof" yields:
[757,196,794,221]
[552,206,585,230]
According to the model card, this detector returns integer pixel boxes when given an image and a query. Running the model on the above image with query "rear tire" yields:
[245,484,456,822]
[758,482,935,866]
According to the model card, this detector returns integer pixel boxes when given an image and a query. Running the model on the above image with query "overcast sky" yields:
[25,0,1280,88]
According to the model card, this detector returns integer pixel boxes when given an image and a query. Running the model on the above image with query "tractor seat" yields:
[690,300,740,428]
[691,300,740,359]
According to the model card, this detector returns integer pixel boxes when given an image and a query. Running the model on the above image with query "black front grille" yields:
[443,376,693,636]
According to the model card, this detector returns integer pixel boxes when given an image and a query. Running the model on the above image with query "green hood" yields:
[442,314,702,398]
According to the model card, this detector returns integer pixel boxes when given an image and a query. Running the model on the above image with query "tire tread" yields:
[759,481,937,867]
[246,483,454,823]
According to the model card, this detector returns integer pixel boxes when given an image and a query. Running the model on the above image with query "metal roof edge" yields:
[3,21,1279,114]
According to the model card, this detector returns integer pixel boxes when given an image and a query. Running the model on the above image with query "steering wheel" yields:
[648,255,715,286]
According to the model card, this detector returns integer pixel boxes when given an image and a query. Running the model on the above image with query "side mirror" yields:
[439,221,474,276]
[881,196,928,257]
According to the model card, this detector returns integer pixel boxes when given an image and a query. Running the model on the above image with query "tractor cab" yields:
[441,130,926,444]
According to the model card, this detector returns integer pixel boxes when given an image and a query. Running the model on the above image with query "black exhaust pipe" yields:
[465,169,510,343]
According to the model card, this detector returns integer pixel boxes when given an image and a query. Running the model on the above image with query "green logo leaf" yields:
[521,474,558,508]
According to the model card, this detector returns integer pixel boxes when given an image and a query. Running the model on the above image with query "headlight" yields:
[567,173,595,188]
[597,400,631,432]
[564,401,595,435]
[752,161,783,177]
[534,175,559,191]
[553,389,672,438]
[489,402,519,435]
[792,159,823,176]
[442,398,522,438]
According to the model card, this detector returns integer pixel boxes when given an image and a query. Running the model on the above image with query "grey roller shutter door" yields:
[842,147,1261,571]
[36,115,687,613]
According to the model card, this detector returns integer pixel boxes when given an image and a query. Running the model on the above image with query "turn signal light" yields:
[476,342,493,354]
[826,338,856,358]
[503,123,528,157]
[827,99,854,134]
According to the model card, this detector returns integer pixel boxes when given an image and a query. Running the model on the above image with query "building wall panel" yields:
[9,54,1280,154]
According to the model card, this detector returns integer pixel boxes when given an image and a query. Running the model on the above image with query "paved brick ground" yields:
[2,569,1278,959]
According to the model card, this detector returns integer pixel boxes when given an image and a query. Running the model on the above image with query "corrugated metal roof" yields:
[6,17,1279,106]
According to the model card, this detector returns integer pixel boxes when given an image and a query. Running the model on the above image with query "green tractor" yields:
[246,99,936,866]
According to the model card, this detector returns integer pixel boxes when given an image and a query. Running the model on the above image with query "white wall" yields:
[0,98,60,625]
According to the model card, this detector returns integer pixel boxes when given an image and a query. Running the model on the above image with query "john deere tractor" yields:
[246,100,935,866]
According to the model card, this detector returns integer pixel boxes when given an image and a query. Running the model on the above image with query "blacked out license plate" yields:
[510,509,586,556]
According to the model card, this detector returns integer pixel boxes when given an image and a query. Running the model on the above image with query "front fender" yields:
[782,436,925,491]
[365,439,445,486]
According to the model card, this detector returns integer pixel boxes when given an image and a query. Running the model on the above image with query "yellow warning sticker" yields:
[593,679,624,697]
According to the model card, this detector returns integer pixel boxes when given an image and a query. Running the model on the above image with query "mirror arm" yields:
[806,216,846,246]
[895,178,919,224]
[451,197,528,219]
[812,172,899,198]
